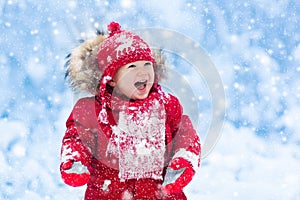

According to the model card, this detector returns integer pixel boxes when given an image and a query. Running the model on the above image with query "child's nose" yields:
[137,70,147,77]
[136,66,147,76]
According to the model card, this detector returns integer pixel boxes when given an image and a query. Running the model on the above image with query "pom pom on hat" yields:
[107,21,121,36]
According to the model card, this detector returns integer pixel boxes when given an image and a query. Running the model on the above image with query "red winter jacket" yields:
[60,90,201,200]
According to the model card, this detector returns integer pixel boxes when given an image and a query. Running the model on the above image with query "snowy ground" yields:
[1,0,299,199]
[186,124,300,200]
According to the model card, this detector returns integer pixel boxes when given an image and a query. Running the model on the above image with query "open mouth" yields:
[134,80,147,90]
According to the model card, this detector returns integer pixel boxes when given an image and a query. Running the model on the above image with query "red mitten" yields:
[60,136,92,187]
[162,157,195,194]
[61,161,90,187]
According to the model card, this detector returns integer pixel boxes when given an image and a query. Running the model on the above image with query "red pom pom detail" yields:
[107,22,121,36]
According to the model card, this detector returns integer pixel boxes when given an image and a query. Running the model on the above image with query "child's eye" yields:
[128,64,136,68]
[144,62,152,67]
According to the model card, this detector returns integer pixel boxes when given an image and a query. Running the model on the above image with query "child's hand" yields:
[61,161,90,187]
[161,157,195,195]
[60,136,92,187]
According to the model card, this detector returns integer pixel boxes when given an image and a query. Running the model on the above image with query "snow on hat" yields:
[97,22,155,123]
[97,22,155,86]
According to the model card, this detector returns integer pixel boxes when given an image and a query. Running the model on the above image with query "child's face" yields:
[110,60,155,100]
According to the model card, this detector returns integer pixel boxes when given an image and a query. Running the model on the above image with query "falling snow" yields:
[0,0,299,199]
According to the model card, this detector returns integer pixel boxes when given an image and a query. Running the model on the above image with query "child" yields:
[60,22,201,200]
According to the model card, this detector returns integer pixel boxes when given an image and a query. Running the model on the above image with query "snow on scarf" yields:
[103,90,166,181]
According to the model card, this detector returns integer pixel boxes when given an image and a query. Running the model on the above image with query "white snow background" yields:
[1,0,300,199]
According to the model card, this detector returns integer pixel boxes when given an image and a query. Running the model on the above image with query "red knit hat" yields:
[98,22,155,85]
[97,22,156,123]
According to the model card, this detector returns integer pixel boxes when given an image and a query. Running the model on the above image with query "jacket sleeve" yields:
[172,115,201,169]
[60,98,99,181]
[165,94,201,169]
